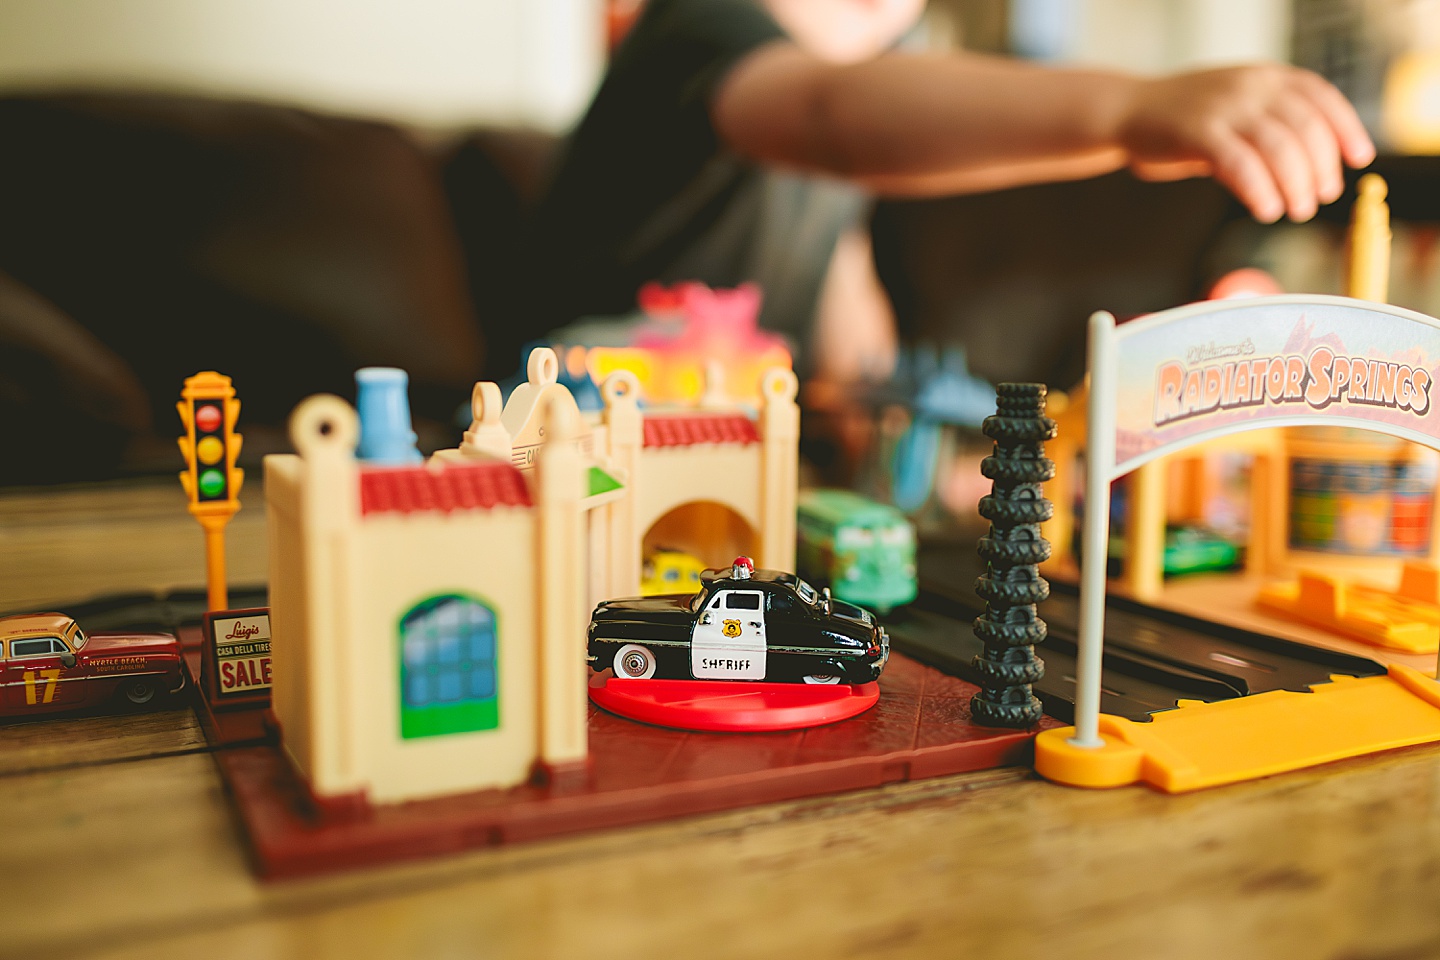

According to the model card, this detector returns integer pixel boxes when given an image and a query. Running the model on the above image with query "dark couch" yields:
[0,93,548,482]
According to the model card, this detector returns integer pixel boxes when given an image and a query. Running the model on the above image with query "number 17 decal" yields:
[23,669,61,705]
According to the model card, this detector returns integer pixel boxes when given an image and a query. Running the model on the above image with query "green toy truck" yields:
[796,489,918,613]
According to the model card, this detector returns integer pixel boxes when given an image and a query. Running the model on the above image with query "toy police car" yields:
[588,557,890,684]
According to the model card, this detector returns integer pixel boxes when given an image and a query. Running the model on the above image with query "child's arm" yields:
[712,46,1374,223]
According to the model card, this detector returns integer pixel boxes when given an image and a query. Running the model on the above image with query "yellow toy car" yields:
[641,549,706,596]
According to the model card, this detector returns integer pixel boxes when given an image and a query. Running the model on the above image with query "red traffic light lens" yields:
[195,403,223,433]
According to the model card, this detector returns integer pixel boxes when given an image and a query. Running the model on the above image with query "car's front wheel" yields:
[612,643,658,680]
[800,664,840,687]
[122,679,157,704]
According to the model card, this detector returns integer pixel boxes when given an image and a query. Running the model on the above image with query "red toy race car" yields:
[1,613,185,717]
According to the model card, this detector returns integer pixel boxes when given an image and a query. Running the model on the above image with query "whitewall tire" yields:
[613,643,658,680]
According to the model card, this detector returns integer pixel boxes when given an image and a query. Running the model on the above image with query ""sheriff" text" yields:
[700,658,751,672]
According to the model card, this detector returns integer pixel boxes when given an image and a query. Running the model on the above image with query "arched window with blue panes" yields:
[398,594,498,739]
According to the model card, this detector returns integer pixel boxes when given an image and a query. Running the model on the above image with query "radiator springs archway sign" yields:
[1034,294,1440,792]
[1110,295,1440,477]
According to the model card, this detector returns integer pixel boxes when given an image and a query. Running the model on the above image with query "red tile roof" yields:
[359,460,532,516]
[642,412,759,448]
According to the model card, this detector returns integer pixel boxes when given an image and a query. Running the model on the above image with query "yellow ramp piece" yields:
[1257,572,1439,654]
[1035,665,1440,793]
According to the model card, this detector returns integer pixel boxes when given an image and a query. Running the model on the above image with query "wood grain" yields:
[0,708,204,776]
[4,744,1439,960]
[0,479,267,610]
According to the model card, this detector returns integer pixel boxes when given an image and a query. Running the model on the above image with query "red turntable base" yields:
[589,675,881,731]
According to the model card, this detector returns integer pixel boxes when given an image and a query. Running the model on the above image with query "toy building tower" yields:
[266,386,586,806]
[267,348,801,808]
[440,347,800,610]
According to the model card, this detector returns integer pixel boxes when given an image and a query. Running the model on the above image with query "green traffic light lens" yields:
[199,468,226,498]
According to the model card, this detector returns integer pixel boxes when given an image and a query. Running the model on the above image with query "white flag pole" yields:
[1070,310,1117,748]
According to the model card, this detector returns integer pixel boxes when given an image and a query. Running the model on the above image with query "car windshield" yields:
[67,624,86,649]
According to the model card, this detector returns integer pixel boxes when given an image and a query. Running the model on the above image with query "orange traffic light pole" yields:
[177,372,244,612]
[191,506,236,612]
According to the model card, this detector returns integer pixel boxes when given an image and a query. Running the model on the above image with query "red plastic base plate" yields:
[590,676,880,731]
[196,653,1060,879]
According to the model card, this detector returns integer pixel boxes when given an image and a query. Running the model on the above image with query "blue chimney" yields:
[355,367,422,465]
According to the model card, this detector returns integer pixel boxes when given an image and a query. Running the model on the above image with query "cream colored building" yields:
[267,349,798,805]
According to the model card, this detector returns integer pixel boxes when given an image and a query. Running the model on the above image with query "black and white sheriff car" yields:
[588,557,890,684]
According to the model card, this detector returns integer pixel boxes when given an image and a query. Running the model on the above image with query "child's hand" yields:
[1118,65,1375,223]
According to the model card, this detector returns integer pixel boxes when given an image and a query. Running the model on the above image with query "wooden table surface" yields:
[4,480,1440,960]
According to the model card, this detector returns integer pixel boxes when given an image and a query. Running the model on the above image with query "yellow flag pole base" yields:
[1034,726,1146,789]
[1036,665,1440,794]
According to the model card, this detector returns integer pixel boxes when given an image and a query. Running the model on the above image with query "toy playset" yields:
[1032,198,1440,790]
[151,347,1059,878]
[17,174,1440,885]
[1040,177,1440,657]
[885,175,1440,794]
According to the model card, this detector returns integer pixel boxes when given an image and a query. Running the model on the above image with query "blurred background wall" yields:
[0,0,604,130]
[0,0,1295,134]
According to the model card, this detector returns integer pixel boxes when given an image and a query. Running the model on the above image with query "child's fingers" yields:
[1202,123,1285,223]
[1271,93,1344,204]
[1241,113,1318,220]
[1295,69,1376,168]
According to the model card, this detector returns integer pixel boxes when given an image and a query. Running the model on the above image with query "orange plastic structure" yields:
[177,372,243,612]
[1035,664,1440,792]
[1257,563,1440,654]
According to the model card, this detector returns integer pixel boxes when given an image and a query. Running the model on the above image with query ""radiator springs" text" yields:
[1154,346,1433,427]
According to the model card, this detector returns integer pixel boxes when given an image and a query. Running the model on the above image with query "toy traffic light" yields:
[178,372,244,611]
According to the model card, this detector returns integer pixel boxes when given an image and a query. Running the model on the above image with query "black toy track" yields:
[970,383,1055,727]
[889,542,1386,723]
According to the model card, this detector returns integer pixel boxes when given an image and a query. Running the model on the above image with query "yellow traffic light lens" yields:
[197,435,224,465]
